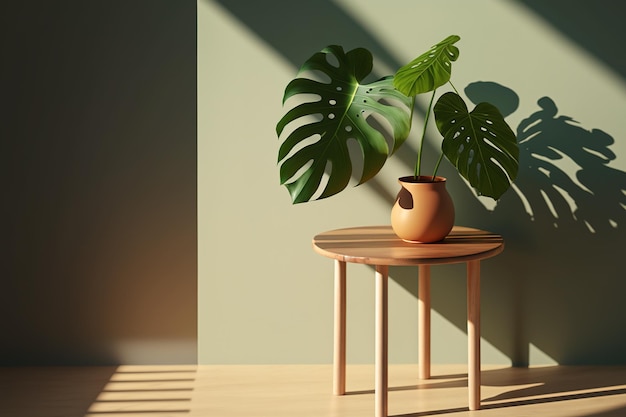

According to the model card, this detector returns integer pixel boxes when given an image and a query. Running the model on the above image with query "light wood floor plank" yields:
[1,365,626,417]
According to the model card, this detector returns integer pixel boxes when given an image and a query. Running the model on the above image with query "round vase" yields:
[391,176,455,243]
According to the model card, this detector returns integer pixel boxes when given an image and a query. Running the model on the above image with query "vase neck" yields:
[398,175,446,184]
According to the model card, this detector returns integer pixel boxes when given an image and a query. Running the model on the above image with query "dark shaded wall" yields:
[1,1,197,365]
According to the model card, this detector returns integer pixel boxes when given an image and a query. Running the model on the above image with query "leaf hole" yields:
[298,69,331,84]
[346,138,364,184]
[365,112,394,155]
[483,137,500,151]
[491,157,514,183]
[281,159,314,186]
[278,133,322,163]
[325,53,340,68]
[329,99,337,105]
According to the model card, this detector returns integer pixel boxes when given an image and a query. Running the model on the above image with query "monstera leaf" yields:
[393,35,461,97]
[434,92,519,200]
[276,45,413,204]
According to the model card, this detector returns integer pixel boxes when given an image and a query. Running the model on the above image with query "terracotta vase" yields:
[391,176,455,243]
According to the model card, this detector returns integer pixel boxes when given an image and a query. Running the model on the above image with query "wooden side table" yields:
[312,225,504,417]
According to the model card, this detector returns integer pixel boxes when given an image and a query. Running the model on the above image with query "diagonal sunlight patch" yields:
[431,309,511,365]
[86,365,197,416]
[529,342,558,366]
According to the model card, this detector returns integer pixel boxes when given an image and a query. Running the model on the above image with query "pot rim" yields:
[398,175,446,183]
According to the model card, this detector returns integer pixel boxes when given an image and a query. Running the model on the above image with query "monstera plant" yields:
[276,35,519,204]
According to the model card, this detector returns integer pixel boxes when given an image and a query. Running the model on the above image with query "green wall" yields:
[199,0,626,365]
[2,1,197,365]
[3,0,624,367]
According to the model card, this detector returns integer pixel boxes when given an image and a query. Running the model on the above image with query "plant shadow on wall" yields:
[390,82,626,366]
[212,0,626,365]
[511,95,625,235]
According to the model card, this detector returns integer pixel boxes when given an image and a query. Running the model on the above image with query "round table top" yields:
[312,225,504,266]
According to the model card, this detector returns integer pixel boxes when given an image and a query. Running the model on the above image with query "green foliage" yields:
[435,92,519,199]
[393,35,460,97]
[276,45,412,204]
[276,36,519,203]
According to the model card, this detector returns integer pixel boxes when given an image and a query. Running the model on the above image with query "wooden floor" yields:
[1,364,626,417]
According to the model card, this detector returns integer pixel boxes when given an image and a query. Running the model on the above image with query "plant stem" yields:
[432,153,444,178]
[415,89,437,178]
[449,80,460,95]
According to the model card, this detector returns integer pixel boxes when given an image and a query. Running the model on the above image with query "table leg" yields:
[333,260,346,396]
[418,265,431,380]
[467,260,481,410]
[375,265,388,417]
